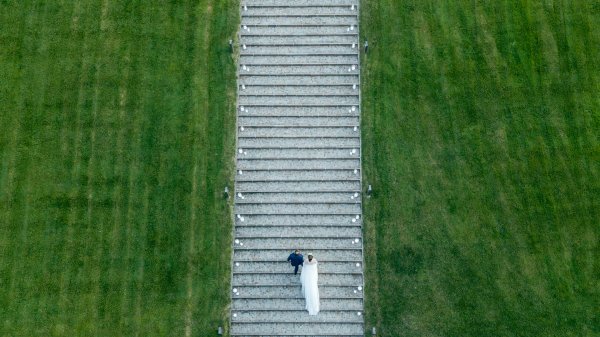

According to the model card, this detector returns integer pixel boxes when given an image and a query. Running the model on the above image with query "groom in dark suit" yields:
[287,249,304,275]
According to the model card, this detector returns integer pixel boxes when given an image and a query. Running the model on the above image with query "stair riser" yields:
[239,65,358,75]
[237,148,360,159]
[233,286,363,298]
[241,26,358,36]
[233,238,363,249]
[240,105,359,116]
[234,214,362,226]
[240,45,358,57]
[232,297,362,310]
[234,192,361,202]
[240,75,359,86]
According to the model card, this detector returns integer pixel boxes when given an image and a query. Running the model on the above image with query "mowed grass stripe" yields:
[361,1,599,336]
[0,1,237,335]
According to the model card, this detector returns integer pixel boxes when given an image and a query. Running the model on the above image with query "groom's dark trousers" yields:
[287,253,304,274]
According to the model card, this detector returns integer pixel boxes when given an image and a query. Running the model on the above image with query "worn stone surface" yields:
[238,137,360,148]
[240,85,359,95]
[236,181,361,193]
[235,191,362,202]
[240,44,358,54]
[234,249,363,261]
[235,214,362,227]
[232,273,363,286]
[234,261,362,273]
[242,16,358,26]
[240,64,358,75]
[241,55,358,65]
[244,0,358,6]
[232,2,363,336]
[241,74,359,86]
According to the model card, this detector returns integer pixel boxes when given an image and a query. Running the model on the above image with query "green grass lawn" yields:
[0,1,237,335]
[360,1,599,336]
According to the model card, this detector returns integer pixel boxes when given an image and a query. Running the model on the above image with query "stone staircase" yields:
[231,0,363,335]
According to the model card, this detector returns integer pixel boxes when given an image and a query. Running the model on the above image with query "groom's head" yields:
[294,249,300,254]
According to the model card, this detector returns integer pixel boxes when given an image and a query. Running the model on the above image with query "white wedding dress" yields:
[300,258,320,315]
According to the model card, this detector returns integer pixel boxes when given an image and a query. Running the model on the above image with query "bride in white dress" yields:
[300,253,320,315]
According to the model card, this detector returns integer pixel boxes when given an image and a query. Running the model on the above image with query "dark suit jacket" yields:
[287,253,304,266]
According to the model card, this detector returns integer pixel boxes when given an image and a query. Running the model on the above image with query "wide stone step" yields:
[240,24,358,38]
[234,261,362,273]
[232,273,362,286]
[243,6,356,16]
[236,170,359,181]
[234,249,363,261]
[241,44,358,53]
[233,285,362,299]
[239,116,359,127]
[237,148,360,159]
[232,297,362,311]
[235,225,362,238]
[242,16,358,26]
[235,226,364,242]
[231,322,363,336]
[240,75,358,86]
[238,127,358,138]
[237,171,360,182]
[240,64,358,75]
[237,159,359,170]
[233,238,362,250]
[232,310,363,323]
[236,181,360,193]
[242,35,357,45]
[240,55,358,65]
[237,105,359,116]
[234,192,361,202]
[239,95,359,106]
[238,137,360,148]
[244,0,358,6]
[235,214,362,226]
[240,85,359,96]
[235,203,361,215]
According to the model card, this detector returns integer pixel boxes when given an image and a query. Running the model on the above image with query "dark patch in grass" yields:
[388,246,424,276]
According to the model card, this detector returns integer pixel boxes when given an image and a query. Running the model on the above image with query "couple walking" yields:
[287,250,319,315]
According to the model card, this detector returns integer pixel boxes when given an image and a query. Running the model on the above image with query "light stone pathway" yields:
[231,0,364,335]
